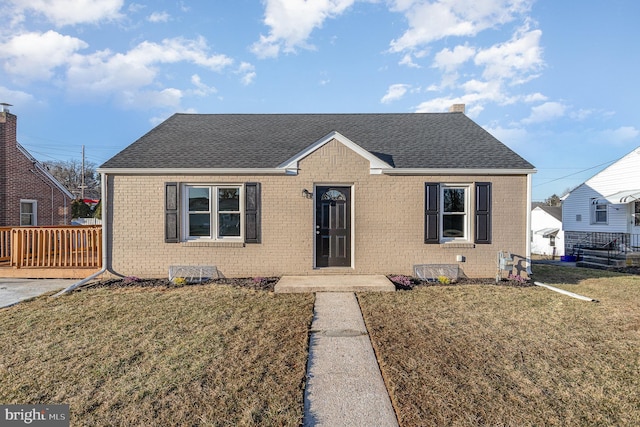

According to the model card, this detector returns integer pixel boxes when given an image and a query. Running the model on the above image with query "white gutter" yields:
[534,282,599,302]
[96,167,288,175]
[53,171,109,297]
[382,168,537,176]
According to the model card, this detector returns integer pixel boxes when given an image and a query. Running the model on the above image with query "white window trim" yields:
[182,184,244,242]
[20,199,37,226]
[591,199,608,225]
[440,184,470,242]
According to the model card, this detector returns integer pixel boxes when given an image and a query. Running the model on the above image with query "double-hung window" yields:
[441,186,468,240]
[20,200,37,226]
[591,199,608,224]
[185,185,243,240]
[425,182,491,244]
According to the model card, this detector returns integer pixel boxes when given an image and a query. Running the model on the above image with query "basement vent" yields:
[169,265,219,283]
[414,264,459,281]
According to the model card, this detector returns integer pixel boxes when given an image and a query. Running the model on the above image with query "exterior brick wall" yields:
[107,139,529,278]
[0,111,72,226]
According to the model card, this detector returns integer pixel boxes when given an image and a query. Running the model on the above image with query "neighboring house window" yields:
[441,186,468,240]
[635,201,640,226]
[185,185,243,240]
[20,200,37,226]
[591,199,608,224]
[549,235,556,247]
[425,182,491,244]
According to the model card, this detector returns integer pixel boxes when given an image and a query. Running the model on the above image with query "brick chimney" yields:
[0,104,15,225]
[449,104,465,113]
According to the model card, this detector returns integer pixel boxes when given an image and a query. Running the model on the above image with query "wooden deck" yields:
[0,225,103,279]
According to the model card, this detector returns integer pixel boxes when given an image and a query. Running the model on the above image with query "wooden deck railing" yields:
[0,225,102,269]
[0,227,10,263]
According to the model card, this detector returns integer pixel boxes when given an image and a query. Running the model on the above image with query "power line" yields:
[532,158,617,187]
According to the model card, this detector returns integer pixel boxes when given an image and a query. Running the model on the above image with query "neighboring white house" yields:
[531,205,564,257]
[562,145,640,254]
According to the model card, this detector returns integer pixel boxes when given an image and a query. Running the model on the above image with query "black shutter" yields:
[424,183,440,244]
[165,182,179,243]
[245,182,261,244]
[475,182,492,244]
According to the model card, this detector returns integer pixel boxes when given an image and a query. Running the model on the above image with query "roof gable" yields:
[278,131,393,174]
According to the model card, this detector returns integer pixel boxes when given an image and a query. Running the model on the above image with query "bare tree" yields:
[44,159,100,199]
[544,194,562,206]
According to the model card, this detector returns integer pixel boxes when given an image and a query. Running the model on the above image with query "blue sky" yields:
[1,0,638,201]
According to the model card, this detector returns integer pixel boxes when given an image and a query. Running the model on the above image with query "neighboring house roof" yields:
[564,145,640,202]
[17,142,74,199]
[535,205,562,222]
[100,113,535,172]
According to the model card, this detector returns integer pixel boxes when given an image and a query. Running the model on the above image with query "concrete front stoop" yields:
[274,275,395,293]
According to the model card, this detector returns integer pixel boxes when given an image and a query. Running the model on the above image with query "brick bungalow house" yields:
[98,108,536,279]
[0,106,73,226]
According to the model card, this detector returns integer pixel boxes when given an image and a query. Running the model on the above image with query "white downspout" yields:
[54,172,109,296]
[526,173,533,276]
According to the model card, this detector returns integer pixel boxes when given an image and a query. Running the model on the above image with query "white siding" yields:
[531,207,564,256]
[563,146,640,233]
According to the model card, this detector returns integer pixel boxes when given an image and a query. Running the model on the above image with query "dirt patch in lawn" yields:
[83,277,280,291]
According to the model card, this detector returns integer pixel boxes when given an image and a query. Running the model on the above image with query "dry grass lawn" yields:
[0,285,314,426]
[359,265,640,426]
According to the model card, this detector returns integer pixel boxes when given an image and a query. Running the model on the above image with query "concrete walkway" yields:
[303,292,398,426]
[0,278,75,308]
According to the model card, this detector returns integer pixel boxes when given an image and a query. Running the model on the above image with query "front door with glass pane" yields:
[315,186,351,267]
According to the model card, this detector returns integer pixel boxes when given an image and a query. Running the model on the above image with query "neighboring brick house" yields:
[98,109,536,278]
[0,107,73,226]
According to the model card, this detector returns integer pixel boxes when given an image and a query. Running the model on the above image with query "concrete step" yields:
[274,275,395,293]
[580,256,627,267]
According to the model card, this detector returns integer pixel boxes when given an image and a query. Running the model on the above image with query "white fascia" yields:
[383,168,537,176]
[96,168,288,175]
[276,131,393,175]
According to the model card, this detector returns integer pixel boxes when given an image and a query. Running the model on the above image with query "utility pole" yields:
[81,145,85,200]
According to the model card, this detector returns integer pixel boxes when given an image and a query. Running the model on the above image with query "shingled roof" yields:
[100,113,535,171]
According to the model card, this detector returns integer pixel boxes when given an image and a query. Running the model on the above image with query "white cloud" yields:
[147,11,170,23]
[237,62,256,85]
[432,44,476,72]
[598,126,639,144]
[121,87,183,110]
[483,124,529,147]
[11,0,124,26]
[523,92,547,103]
[251,0,356,58]
[66,37,233,97]
[381,84,411,103]
[0,86,36,106]
[474,24,544,83]
[190,74,217,96]
[522,101,567,124]
[570,108,595,121]
[0,31,88,81]
[389,0,533,52]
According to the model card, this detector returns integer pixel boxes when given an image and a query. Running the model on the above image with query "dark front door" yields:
[315,186,351,267]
